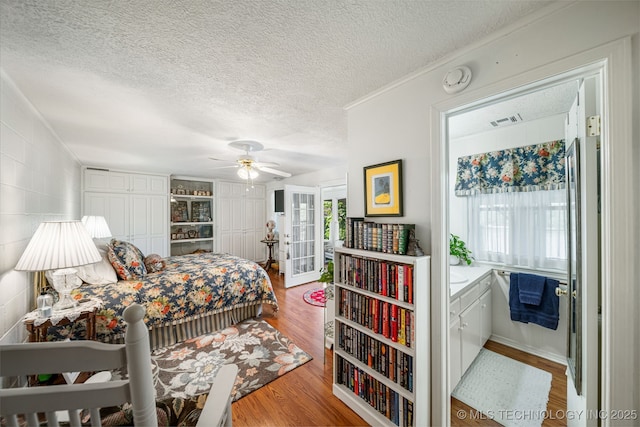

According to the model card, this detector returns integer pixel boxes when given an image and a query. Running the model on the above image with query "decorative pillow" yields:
[144,254,166,273]
[107,239,147,281]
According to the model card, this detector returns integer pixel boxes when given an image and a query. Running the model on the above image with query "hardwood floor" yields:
[231,271,367,427]
[233,271,567,427]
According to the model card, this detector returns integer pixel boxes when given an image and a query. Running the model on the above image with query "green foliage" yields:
[449,234,473,265]
[323,200,333,240]
[319,260,334,283]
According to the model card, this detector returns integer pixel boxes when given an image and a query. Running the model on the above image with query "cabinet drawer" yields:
[450,298,461,322]
[460,283,480,312]
[479,275,492,293]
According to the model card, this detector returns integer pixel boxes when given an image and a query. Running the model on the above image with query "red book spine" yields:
[382,302,389,338]
[372,299,379,334]
[381,262,388,296]
[390,304,398,342]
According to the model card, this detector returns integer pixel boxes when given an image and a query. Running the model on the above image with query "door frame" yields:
[430,37,634,426]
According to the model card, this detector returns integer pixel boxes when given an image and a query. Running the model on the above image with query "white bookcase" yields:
[169,176,215,256]
[332,246,430,427]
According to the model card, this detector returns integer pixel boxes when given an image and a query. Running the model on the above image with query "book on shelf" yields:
[337,254,415,305]
[345,217,416,255]
[335,356,414,426]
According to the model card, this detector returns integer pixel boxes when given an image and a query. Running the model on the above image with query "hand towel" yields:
[509,273,560,330]
[517,273,547,305]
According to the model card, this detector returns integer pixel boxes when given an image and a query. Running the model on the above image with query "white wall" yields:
[346,1,639,423]
[0,70,82,344]
[449,114,566,242]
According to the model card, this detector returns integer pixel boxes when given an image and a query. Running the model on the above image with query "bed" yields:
[52,239,278,349]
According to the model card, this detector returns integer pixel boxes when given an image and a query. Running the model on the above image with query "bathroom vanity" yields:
[449,264,492,392]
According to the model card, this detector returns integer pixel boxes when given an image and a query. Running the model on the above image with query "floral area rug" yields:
[303,287,326,307]
[114,318,312,402]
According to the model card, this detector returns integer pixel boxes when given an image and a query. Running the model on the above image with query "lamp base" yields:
[52,268,82,311]
[53,291,78,311]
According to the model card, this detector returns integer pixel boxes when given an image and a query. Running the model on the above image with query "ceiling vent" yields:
[490,113,523,127]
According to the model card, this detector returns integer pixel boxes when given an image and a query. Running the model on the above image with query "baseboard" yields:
[489,334,567,366]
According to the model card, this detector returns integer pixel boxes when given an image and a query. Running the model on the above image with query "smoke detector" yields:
[442,66,472,94]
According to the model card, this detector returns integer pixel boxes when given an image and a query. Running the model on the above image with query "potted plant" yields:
[449,234,473,265]
[319,260,334,284]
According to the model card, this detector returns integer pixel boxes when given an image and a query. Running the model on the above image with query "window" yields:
[468,190,567,271]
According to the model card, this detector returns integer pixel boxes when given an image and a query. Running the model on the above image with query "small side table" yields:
[22,297,103,343]
[260,239,279,272]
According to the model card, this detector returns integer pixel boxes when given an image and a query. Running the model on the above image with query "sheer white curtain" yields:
[467,189,567,271]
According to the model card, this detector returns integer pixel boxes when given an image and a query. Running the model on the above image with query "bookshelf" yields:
[332,246,430,427]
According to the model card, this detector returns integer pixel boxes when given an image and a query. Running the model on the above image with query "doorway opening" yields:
[443,66,604,425]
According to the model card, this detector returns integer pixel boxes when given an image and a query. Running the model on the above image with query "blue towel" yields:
[509,273,560,330]
[517,273,546,305]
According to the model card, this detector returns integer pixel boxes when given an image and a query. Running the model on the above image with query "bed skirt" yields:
[101,303,263,349]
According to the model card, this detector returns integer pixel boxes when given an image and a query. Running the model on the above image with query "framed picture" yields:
[191,201,212,222]
[171,201,189,222]
[363,159,404,217]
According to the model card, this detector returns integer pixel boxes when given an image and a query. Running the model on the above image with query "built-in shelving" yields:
[169,176,215,256]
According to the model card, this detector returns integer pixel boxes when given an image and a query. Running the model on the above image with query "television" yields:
[274,190,284,213]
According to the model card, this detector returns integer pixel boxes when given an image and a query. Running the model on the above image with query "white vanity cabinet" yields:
[450,271,492,392]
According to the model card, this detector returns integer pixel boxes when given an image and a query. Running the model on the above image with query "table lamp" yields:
[15,221,102,311]
[81,215,113,239]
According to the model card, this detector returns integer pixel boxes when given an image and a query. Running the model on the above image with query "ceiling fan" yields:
[209,140,292,179]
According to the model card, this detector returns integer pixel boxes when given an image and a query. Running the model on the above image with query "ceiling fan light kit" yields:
[238,165,259,180]
[209,140,292,182]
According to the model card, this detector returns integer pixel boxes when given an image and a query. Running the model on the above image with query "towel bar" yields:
[495,270,567,287]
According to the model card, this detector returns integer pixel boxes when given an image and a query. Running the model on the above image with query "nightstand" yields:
[22,297,103,343]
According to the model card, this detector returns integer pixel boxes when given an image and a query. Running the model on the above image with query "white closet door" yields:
[148,195,168,255]
[130,195,151,255]
[216,181,266,261]
[84,192,130,242]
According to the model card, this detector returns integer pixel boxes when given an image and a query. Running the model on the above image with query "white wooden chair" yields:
[0,303,238,427]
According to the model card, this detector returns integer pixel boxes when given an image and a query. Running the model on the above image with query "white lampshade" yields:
[81,215,113,238]
[15,221,102,272]
[237,166,259,180]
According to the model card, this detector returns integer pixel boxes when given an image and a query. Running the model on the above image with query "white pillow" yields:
[76,242,118,285]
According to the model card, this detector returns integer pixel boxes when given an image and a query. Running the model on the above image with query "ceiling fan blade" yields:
[257,166,292,178]
[253,161,280,168]
[208,156,236,163]
[209,165,239,170]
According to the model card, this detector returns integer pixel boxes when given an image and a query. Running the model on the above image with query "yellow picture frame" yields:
[363,159,404,217]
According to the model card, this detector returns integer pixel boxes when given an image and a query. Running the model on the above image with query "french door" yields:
[283,185,322,288]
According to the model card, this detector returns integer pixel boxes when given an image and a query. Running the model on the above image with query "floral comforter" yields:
[73,253,278,343]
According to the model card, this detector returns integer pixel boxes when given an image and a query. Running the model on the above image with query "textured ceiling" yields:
[0,0,554,181]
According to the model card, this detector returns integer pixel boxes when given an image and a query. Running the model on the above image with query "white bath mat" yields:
[452,348,552,427]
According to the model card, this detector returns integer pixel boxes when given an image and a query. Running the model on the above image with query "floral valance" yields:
[455,139,565,196]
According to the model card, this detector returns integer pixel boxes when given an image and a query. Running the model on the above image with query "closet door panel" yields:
[84,192,129,241]
[230,199,244,232]
[130,195,150,254]
[108,172,129,192]
[148,196,167,237]
[149,195,168,256]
